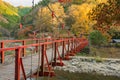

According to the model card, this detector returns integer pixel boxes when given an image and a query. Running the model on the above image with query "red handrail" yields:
[0,38,88,80]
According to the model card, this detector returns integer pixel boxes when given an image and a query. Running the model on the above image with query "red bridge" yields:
[0,38,88,80]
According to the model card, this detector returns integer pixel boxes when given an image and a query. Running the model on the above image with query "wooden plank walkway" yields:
[0,45,67,80]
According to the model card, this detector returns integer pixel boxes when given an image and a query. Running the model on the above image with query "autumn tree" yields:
[67,3,95,36]
[65,15,75,29]
[89,0,120,39]
[89,0,120,26]
[33,2,65,34]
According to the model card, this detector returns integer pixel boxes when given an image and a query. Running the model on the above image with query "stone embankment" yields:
[54,56,120,77]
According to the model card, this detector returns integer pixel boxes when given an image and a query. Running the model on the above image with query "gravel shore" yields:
[54,56,120,77]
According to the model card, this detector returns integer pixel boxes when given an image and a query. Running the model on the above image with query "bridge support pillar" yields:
[39,44,55,77]
[68,39,76,56]
[0,42,4,63]
[63,40,71,60]
[35,40,39,53]
[62,41,65,58]
[15,48,21,80]
[51,42,64,66]
[22,40,26,56]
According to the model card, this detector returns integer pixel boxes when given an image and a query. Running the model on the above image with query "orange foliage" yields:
[17,26,33,38]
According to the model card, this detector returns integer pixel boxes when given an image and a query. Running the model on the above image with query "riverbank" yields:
[54,56,120,77]
[40,70,120,80]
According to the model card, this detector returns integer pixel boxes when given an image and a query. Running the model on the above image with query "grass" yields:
[77,46,120,58]
[5,51,14,55]
[94,56,104,62]
[90,47,120,58]
[37,70,120,80]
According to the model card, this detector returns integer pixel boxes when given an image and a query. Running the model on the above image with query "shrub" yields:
[90,30,107,46]
[115,43,120,48]
[94,56,104,62]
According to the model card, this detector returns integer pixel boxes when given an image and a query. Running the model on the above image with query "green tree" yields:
[18,7,31,16]
[90,30,107,46]
[38,0,50,6]
[65,15,75,29]
[72,0,84,5]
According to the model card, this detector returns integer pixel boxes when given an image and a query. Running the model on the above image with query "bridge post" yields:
[74,39,77,53]
[76,39,79,52]
[63,39,71,60]
[53,42,57,66]
[68,39,70,52]
[52,41,64,66]
[73,38,75,52]
[22,40,26,56]
[40,44,45,74]
[45,39,48,48]
[35,40,38,53]
[69,38,75,56]
[71,38,73,51]
[0,42,4,63]
[15,48,21,80]
[62,40,65,58]
[39,44,55,77]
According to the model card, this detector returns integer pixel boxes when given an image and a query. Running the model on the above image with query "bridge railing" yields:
[0,38,88,80]
[0,38,56,63]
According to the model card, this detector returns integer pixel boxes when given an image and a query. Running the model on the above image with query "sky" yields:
[3,0,41,7]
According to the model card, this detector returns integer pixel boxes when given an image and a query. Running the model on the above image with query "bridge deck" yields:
[0,46,64,80]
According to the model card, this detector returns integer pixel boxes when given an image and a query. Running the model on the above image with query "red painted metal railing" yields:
[0,38,88,80]
[0,38,55,63]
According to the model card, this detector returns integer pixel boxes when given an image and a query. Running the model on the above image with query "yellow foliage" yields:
[96,0,107,3]
[103,33,112,42]
[34,2,65,30]
[69,3,95,35]
[0,1,18,16]
[67,0,108,36]
[86,0,107,4]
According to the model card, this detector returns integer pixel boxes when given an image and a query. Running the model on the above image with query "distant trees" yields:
[16,0,120,39]
[0,1,20,31]
[0,27,10,37]
[18,7,31,16]
[0,0,32,38]
[38,0,50,6]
